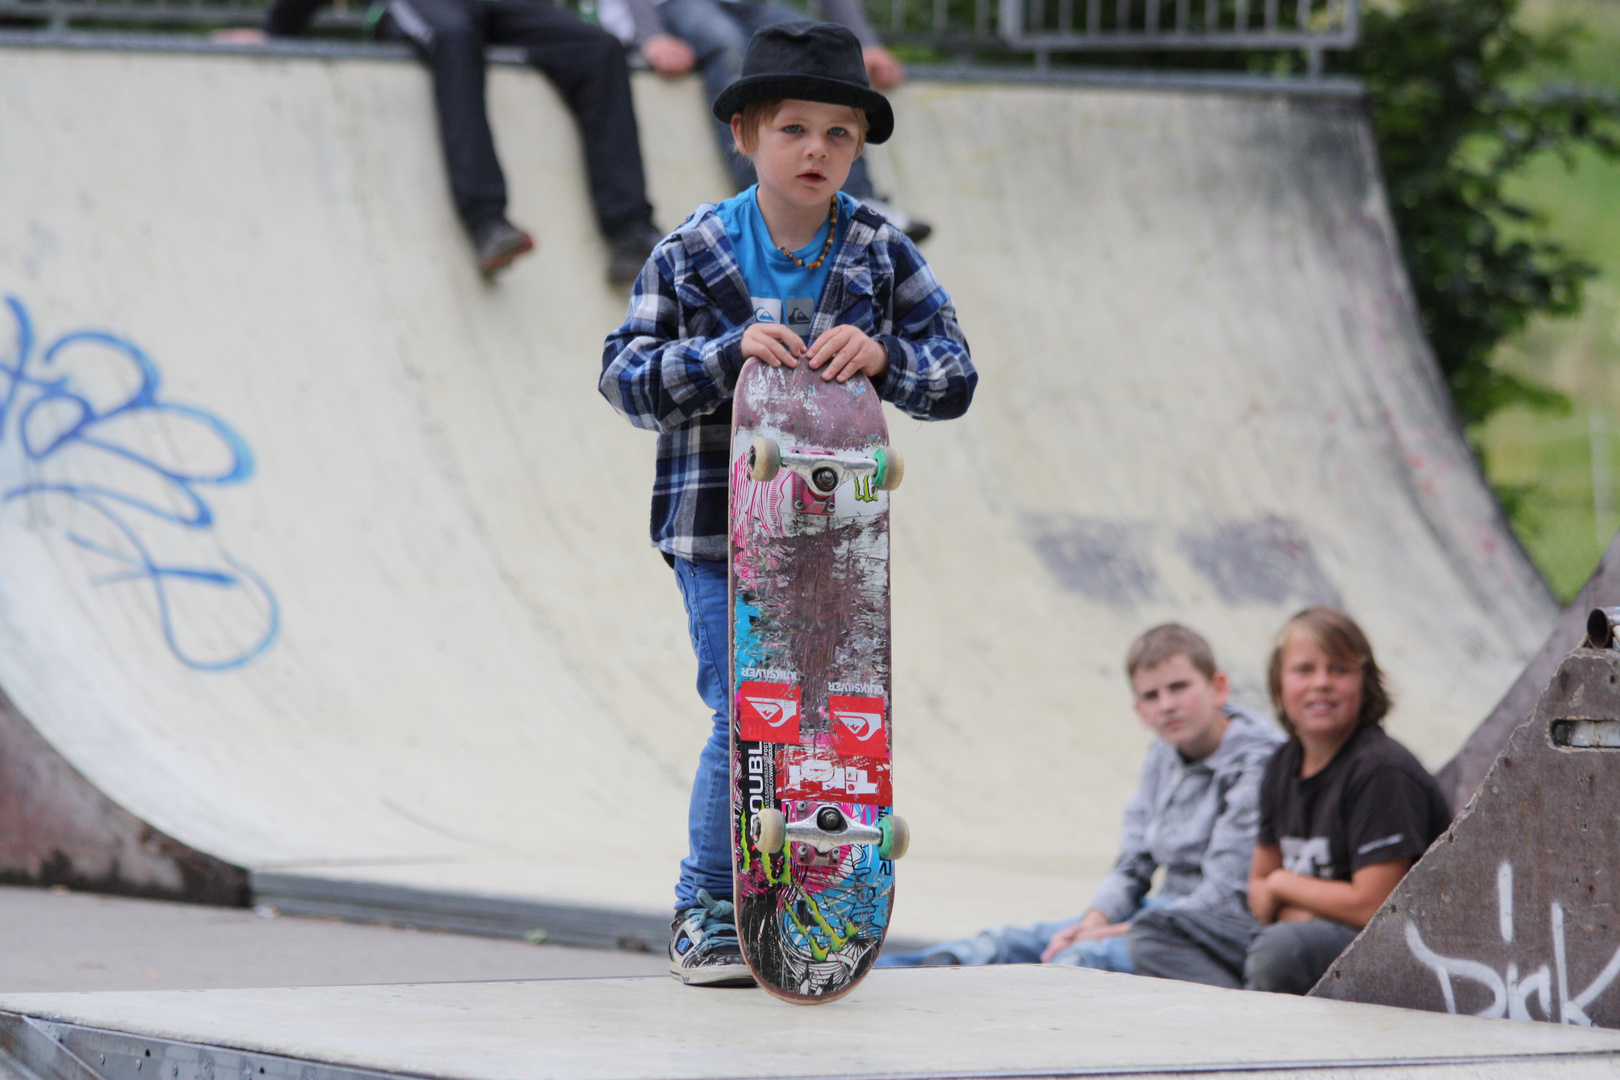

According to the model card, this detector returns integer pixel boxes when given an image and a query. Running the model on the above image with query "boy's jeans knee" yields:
[673,557,733,911]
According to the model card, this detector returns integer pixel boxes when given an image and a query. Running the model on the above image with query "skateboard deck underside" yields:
[728,360,895,1004]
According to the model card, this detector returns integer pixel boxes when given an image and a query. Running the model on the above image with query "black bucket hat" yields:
[711,22,894,144]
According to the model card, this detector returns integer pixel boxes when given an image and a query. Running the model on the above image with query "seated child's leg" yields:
[672,557,734,910]
[1242,919,1358,994]
[877,918,1080,967]
[1125,918,1243,988]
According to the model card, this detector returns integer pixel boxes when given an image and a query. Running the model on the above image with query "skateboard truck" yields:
[748,438,904,494]
[751,805,909,860]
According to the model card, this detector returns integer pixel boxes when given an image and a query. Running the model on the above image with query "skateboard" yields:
[728,357,909,1004]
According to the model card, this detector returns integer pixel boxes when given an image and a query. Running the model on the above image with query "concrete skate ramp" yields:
[1435,529,1620,812]
[0,41,1555,942]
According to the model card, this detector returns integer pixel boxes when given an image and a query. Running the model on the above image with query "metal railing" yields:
[873,0,1359,72]
[0,0,1359,70]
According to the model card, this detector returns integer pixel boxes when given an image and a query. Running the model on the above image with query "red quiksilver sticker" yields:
[829,694,887,758]
[737,681,801,744]
[777,746,892,806]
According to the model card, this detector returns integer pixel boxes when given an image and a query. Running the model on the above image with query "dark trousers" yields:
[383,0,654,237]
[1243,918,1360,994]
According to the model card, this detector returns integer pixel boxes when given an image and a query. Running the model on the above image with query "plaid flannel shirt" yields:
[600,200,976,561]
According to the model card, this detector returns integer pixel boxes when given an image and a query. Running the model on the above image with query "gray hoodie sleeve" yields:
[1160,742,1270,918]
[815,0,880,46]
[1084,747,1163,923]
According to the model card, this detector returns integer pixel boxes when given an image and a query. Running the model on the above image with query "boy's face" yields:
[733,100,862,216]
[1131,654,1230,761]
[1277,629,1363,745]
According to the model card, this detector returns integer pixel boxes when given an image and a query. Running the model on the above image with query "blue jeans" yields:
[658,0,876,199]
[876,897,1170,971]
[673,557,734,910]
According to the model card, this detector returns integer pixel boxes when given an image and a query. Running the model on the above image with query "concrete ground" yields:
[0,885,665,994]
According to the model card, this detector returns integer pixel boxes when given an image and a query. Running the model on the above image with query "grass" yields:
[1469,0,1620,601]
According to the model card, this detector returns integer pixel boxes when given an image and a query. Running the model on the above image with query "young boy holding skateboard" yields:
[880,624,1282,988]
[599,21,976,987]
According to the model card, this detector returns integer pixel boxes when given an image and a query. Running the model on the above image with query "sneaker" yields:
[473,218,534,276]
[607,222,663,285]
[669,890,755,987]
[861,197,932,245]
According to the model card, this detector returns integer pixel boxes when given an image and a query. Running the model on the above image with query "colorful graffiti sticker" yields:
[778,747,891,806]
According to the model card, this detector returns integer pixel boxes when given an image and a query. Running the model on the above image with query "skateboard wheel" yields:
[879,814,909,860]
[752,808,786,854]
[749,437,780,482]
[875,447,904,492]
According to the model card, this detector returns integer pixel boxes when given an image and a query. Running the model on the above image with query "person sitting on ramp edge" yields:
[260,0,664,280]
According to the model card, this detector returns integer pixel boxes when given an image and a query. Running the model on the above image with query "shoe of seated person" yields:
[860,196,932,245]
[474,218,534,276]
[607,221,664,285]
[669,889,755,987]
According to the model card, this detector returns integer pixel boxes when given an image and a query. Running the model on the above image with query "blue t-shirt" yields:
[716,186,856,339]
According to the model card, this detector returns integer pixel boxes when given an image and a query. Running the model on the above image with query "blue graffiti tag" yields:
[0,296,278,670]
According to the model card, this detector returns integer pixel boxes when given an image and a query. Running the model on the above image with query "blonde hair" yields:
[732,100,870,158]
[1267,607,1392,738]
[1124,623,1218,682]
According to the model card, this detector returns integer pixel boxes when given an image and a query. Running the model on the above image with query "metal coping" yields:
[0,30,1363,98]
[248,871,672,952]
[248,871,933,954]
[4,1009,1620,1080]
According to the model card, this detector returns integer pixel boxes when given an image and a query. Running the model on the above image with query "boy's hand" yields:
[1039,910,1117,962]
[642,34,695,76]
[804,325,888,383]
[863,45,905,90]
[742,323,804,368]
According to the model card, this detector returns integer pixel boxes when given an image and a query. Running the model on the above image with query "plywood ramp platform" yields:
[3,968,1619,1080]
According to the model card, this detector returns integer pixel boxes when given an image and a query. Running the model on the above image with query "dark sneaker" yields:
[669,890,754,987]
[861,197,932,245]
[473,218,534,276]
[607,222,662,285]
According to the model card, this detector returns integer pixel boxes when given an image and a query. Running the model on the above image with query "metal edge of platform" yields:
[0,1016,410,1080]
[247,871,933,954]
[248,871,672,952]
[5,1009,1620,1080]
[0,30,1362,97]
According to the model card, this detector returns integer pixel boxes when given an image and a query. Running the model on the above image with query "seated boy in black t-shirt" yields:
[1244,607,1452,994]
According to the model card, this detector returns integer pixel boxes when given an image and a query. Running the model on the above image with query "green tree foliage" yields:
[1332,0,1620,425]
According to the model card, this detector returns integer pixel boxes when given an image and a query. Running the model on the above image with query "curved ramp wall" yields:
[0,44,1554,940]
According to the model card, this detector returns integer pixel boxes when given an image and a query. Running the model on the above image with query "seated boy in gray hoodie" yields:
[879,624,1282,987]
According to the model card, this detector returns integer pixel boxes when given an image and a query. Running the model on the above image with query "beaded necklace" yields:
[777,199,838,270]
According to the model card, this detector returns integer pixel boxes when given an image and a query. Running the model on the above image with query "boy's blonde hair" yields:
[1125,623,1218,683]
[732,99,870,157]
[1266,606,1392,738]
